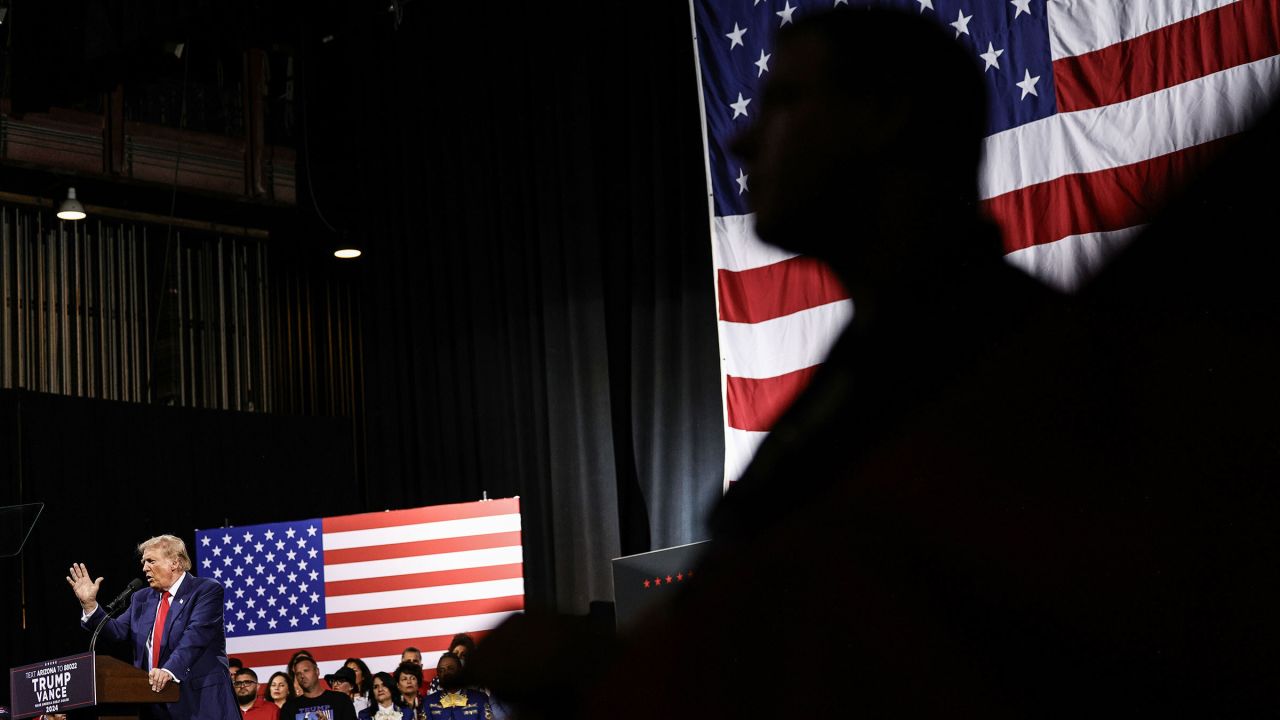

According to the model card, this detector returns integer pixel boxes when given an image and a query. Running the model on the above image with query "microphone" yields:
[104,578,146,614]
[90,578,146,654]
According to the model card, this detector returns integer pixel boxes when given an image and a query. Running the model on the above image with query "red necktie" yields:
[152,591,172,670]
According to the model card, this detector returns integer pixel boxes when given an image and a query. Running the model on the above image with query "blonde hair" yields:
[137,535,193,571]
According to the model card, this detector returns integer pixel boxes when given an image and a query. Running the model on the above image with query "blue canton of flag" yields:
[195,520,329,638]
[693,0,1055,218]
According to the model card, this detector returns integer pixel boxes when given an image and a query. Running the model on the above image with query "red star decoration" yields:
[676,573,684,581]
[654,577,662,586]
[643,579,650,588]
[666,575,673,583]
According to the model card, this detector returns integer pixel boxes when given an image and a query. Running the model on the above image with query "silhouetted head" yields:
[732,7,988,281]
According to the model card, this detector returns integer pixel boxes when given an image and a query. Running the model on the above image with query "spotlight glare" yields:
[333,248,362,259]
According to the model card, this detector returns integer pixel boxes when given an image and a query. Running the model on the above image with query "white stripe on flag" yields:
[712,213,796,272]
[1005,226,1145,291]
[227,610,519,653]
[322,513,522,550]
[725,426,769,487]
[1047,0,1238,59]
[324,546,525,581]
[980,55,1279,200]
[326,578,526,614]
[718,300,853,378]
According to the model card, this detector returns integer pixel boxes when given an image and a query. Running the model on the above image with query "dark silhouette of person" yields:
[476,7,1280,717]
[592,5,1280,715]
[709,6,1061,548]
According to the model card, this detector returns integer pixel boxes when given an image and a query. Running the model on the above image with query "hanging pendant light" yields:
[57,188,86,221]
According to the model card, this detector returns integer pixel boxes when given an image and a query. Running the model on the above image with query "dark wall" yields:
[0,389,354,692]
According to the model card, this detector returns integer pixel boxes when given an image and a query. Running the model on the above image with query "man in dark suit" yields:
[68,534,239,720]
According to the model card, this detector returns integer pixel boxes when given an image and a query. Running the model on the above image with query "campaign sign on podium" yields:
[9,652,96,719]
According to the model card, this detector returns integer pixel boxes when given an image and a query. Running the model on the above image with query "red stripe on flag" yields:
[324,531,523,565]
[326,563,525,596]
[1054,0,1280,113]
[726,366,819,432]
[983,138,1229,253]
[322,498,520,533]
[327,596,526,629]
[717,256,849,324]
[235,631,493,668]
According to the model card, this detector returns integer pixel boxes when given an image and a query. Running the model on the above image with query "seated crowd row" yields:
[231,636,504,720]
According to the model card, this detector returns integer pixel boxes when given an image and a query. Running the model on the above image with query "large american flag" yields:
[194,498,525,682]
[691,0,1280,486]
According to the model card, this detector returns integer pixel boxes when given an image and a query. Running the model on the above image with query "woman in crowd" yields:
[345,657,375,713]
[425,633,478,694]
[265,671,293,709]
[358,671,414,720]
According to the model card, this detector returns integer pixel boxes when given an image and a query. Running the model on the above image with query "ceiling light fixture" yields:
[56,188,86,221]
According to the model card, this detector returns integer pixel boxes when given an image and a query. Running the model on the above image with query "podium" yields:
[8,654,178,720]
[94,655,180,720]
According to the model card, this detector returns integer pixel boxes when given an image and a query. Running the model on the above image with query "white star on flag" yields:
[736,169,749,194]
[726,23,747,50]
[950,9,972,37]
[917,0,934,11]
[777,1,797,27]
[1016,68,1040,99]
[755,50,771,78]
[730,93,752,119]
[1011,0,1031,19]
[979,42,1004,71]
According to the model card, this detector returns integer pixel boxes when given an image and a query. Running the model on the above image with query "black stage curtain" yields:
[303,3,725,611]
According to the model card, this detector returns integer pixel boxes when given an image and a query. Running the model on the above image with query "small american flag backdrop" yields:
[194,498,524,682]
[690,0,1280,486]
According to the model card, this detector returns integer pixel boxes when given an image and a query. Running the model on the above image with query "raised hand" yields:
[66,562,103,612]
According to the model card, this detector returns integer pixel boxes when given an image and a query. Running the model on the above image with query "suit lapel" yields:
[137,591,156,638]
[163,574,193,642]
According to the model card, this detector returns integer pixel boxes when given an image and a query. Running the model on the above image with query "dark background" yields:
[0,0,726,690]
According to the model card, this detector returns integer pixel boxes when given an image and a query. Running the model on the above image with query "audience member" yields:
[423,654,490,720]
[326,666,369,715]
[344,657,374,712]
[286,650,314,696]
[358,672,414,720]
[280,657,356,720]
[228,658,244,680]
[233,669,278,720]
[265,671,293,709]
[399,647,422,667]
[447,635,475,664]
[392,661,424,718]
[425,635,478,694]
